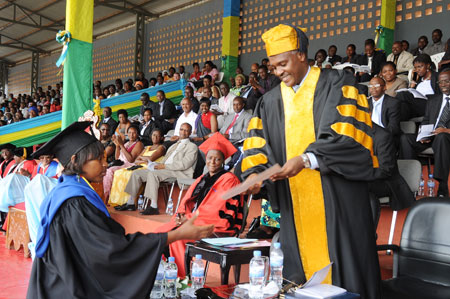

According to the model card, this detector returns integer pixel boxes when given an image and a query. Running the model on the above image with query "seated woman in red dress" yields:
[156,133,244,276]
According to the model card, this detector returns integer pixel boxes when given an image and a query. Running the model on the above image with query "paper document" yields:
[220,164,282,199]
[210,104,224,113]
[396,88,427,99]
[295,263,347,298]
[147,162,157,171]
[416,124,435,141]
[333,63,370,73]
[201,237,257,246]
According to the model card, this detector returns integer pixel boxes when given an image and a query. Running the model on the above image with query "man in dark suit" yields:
[368,77,401,139]
[101,107,118,136]
[219,96,252,145]
[400,69,450,196]
[184,85,200,113]
[325,45,342,66]
[243,72,263,111]
[153,90,177,134]
[139,92,157,122]
[255,65,280,95]
[139,108,158,146]
[359,39,386,82]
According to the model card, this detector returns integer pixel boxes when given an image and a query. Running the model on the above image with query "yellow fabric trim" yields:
[241,153,268,173]
[66,0,94,43]
[243,137,266,151]
[0,121,62,143]
[336,104,372,127]
[341,86,369,108]
[247,117,263,132]
[331,122,379,167]
[281,66,332,283]
[149,90,183,102]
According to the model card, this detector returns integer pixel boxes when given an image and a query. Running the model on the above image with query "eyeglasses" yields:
[437,79,450,85]
[368,84,382,88]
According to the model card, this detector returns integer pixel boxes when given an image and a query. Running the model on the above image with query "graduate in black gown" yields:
[27,121,213,299]
[241,25,381,298]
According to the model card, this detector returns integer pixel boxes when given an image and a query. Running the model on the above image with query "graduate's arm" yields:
[167,211,214,244]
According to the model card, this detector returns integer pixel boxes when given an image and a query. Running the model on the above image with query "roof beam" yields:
[1,1,64,28]
[95,0,157,18]
[0,16,59,31]
[0,34,47,53]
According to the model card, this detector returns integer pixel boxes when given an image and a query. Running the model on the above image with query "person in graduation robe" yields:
[241,24,381,299]
[29,154,59,178]
[0,143,16,178]
[155,133,244,277]
[27,121,213,299]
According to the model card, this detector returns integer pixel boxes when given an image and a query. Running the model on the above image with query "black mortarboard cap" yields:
[0,143,16,151]
[31,121,98,166]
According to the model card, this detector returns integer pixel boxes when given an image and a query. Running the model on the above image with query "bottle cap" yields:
[195,254,202,260]
[253,250,262,257]
[429,174,433,178]
[169,257,175,262]
[274,242,281,249]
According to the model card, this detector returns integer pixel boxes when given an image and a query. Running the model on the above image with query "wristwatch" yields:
[301,154,311,168]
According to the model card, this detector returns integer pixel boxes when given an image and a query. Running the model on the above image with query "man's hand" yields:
[242,173,263,195]
[19,168,31,177]
[419,138,432,144]
[222,133,230,139]
[270,156,305,181]
[170,135,179,141]
[433,127,450,135]
[154,163,165,170]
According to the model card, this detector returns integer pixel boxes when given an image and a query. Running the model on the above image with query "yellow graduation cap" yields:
[262,24,308,57]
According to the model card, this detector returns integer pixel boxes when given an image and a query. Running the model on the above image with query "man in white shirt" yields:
[171,98,197,141]
[216,82,236,129]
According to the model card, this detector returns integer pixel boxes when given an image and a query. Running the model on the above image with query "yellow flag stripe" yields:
[336,104,372,127]
[241,153,268,173]
[341,85,369,108]
[247,117,263,132]
[66,0,94,43]
[243,137,266,151]
[0,121,61,143]
[331,122,379,167]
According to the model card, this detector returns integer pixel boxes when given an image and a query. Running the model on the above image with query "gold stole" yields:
[280,67,332,284]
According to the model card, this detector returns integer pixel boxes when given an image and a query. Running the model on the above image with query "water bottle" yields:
[138,195,144,211]
[191,254,205,291]
[150,259,165,298]
[418,176,425,196]
[166,198,174,215]
[164,257,178,299]
[270,242,284,289]
[427,174,435,197]
[249,250,265,299]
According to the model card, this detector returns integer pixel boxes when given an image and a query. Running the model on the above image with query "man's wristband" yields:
[301,154,311,168]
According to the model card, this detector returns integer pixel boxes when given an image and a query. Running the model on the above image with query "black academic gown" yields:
[27,197,167,299]
[242,69,381,299]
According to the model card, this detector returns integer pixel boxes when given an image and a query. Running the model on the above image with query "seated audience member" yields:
[40,105,50,116]
[100,107,118,135]
[149,77,157,87]
[50,99,62,112]
[201,87,219,105]
[244,72,263,111]
[14,111,24,122]
[230,74,247,96]
[217,82,236,117]
[172,73,181,81]
[155,74,164,86]
[261,58,269,67]
[136,71,149,88]
[115,109,131,140]
[192,98,218,143]
[203,61,219,83]
[28,106,38,118]
[0,143,17,178]
[109,128,166,207]
[314,49,332,69]
[5,112,14,124]
[155,133,243,276]
[94,86,102,99]
[108,84,119,98]
[121,123,198,215]
[10,147,37,177]
[124,81,133,93]
[189,62,202,82]
[438,38,450,71]
[380,61,408,97]
[369,124,414,229]
[411,35,428,56]
[255,65,281,95]
[401,40,410,53]
[165,67,176,82]
[196,75,221,100]
[341,44,360,64]
[103,87,110,98]
[104,125,144,199]
[139,92,157,121]
[387,41,414,77]
[424,28,446,56]
[325,45,342,65]
[359,39,386,82]
[115,78,125,94]
[139,108,158,145]
[184,85,200,113]
[99,123,116,163]
[398,54,441,120]
[250,63,259,74]
[368,77,401,140]
[171,98,197,141]
[219,97,252,144]
[400,69,450,196]
[31,154,58,178]
[178,65,189,80]
[153,90,177,134]
[135,81,144,90]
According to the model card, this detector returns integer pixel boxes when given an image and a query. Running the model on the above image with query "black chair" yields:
[185,194,271,285]
[377,198,450,299]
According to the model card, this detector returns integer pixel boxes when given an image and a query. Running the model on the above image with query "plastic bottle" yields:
[166,198,174,215]
[150,258,165,299]
[418,176,425,196]
[164,257,178,299]
[138,195,144,211]
[270,242,284,289]
[249,250,265,299]
[427,174,435,197]
[191,254,205,291]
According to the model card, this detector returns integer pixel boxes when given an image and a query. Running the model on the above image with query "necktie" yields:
[437,97,450,128]
[225,113,239,135]
[393,54,399,65]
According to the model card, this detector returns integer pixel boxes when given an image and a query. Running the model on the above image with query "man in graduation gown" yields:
[241,24,381,298]
[27,121,213,299]
[0,143,16,178]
